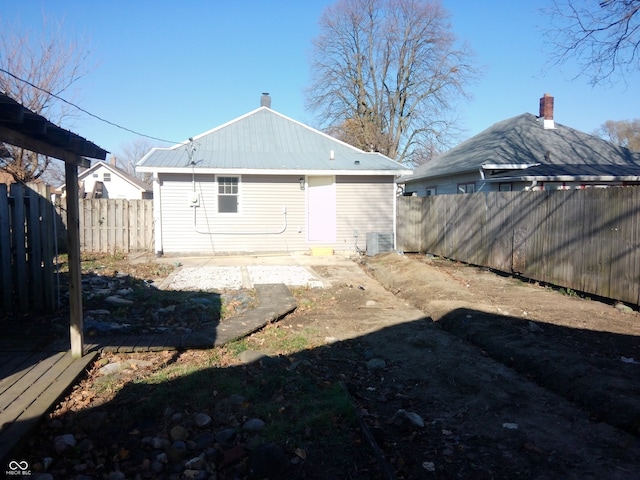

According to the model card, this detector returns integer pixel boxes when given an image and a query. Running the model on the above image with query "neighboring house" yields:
[404,94,640,196]
[136,94,411,255]
[60,160,152,199]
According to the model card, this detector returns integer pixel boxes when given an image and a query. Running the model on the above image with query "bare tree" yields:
[596,119,640,151]
[0,14,92,183]
[543,0,640,85]
[306,0,477,165]
[117,137,161,178]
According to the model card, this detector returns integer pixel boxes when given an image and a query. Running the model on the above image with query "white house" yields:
[136,95,411,256]
[62,160,153,199]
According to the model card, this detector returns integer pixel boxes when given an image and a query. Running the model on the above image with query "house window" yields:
[498,183,512,192]
[457,182,475,194]
[92,173,99,178]
[425,187,436,196]
[103,172,111,182]
[218,176,239,213]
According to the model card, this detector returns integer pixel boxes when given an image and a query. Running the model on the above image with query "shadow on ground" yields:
[14,304,640,480]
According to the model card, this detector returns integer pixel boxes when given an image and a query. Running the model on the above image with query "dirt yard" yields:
[279,252,640,478]
[21,252,640,479]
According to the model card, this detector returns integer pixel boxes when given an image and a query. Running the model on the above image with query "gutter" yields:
[482,175,640,183]
[136,166,411,176]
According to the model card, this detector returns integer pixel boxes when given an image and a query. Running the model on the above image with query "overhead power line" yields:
[0,67,183,145]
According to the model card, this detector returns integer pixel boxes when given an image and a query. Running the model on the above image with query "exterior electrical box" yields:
[188,192,200,207]
[366,232,393,256]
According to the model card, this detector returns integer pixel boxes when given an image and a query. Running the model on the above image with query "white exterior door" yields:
[307,175,336,242]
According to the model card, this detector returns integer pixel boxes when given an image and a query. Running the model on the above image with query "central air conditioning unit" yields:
[366,232,393,256]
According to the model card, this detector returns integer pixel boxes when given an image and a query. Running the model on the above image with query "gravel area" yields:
[166,265,325,291]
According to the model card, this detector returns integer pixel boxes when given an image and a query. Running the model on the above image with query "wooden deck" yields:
[0,346,97,464]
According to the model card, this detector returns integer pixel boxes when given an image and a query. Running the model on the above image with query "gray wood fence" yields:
[56,198,154,253]
[397,188,640,306]
[1,193,153,314]
[0,183,57,313]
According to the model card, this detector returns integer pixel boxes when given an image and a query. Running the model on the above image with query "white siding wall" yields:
[158,173,397,254]
[335,175,395,251]
[159,174,307,254]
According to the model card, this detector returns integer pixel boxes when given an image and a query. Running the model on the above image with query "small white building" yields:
[136,95,411,256]
[61,160,153,199]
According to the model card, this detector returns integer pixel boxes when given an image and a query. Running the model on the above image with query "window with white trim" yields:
[103,172,111,182]
[457,182,475,194]
[217,176,239,213]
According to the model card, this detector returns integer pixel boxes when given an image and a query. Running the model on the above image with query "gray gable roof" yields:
[137,107,410,175]
[407,113,640,182]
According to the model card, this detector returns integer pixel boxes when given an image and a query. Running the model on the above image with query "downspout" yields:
[153,172,163,256]
[393,179,398,252]
[478,167,488,192]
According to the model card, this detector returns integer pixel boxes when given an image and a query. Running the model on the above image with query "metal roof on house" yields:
[136,107,411,175]
[406,113,640,183]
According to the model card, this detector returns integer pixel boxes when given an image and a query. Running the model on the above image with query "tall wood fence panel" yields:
[56,198,154,253]
[0,183,57,313]
[397,188,640,306]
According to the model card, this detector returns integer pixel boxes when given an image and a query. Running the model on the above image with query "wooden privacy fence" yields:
[56,198,154,253]
[0,183,57,313]
[397,188,640,306]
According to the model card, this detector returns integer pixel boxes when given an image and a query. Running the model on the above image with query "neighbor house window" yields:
[217,176,239,213]
[103,172,111,182]
[92,173,99,178]
[425,187,436,196]
[498,183,512,192]
[457,182,475,194]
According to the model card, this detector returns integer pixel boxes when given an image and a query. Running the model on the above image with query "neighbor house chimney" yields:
[539,93,554,129]
[260,92,271,108]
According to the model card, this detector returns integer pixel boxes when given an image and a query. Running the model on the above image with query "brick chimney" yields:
[539,93,554,129]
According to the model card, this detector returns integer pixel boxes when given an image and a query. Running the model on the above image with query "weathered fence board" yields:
[397,196,424,253]
[57,198,154,253]
[0,183,57,313]
[0,184,13,310]
[397,188,640,306]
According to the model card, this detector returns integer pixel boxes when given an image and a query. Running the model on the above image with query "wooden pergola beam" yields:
[0,92,107,358]
[0,125,90,168]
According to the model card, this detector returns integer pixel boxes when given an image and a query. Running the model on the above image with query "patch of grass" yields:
[57,252,176,280]
[252,375,358,463]
[225,338,250,357]
[250,325,314,354]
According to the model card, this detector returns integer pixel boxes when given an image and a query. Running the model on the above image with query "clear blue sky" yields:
[3,0,639,159]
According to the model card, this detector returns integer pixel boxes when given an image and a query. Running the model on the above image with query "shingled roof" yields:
[408,112,640,183]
